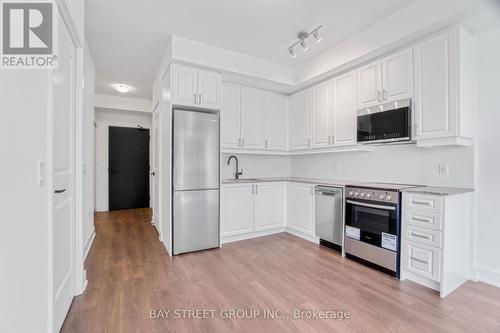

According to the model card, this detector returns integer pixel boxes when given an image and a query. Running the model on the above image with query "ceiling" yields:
[86,0,415,99]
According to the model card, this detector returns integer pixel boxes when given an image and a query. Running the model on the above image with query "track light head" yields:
[289,47,297,58]
[300,39,309,51]
[312,30,322,43]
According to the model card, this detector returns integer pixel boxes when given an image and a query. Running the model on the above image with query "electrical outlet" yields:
[438,163,449,176]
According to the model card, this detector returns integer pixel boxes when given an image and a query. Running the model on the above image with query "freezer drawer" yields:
[173,189,219,254]
[173,109,219,191]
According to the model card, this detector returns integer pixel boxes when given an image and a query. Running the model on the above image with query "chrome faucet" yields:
[227,155,243,180]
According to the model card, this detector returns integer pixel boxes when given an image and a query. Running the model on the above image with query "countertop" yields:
[222,177,354,187]
[402,186,474,196]
[222,177,475,196]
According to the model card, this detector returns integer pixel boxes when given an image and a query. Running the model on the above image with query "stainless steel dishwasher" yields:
[315,186,343,248]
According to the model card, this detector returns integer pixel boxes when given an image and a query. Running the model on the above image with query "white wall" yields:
[94,108,152,211]
[95,94,152,113]
[476,26,500,287]
[221,153,291,180]
[83,43,96,258]
[291,145,475,188]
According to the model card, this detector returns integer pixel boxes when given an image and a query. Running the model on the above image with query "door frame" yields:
[47,2,85,332]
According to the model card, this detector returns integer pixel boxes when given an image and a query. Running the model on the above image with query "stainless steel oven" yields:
[344,186,402,277]
[357,98,411,144]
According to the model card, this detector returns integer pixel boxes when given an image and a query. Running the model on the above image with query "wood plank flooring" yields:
[62,208,500,333]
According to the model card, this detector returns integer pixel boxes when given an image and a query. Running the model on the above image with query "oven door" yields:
[345,199,398,251]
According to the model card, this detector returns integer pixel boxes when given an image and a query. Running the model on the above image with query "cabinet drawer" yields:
[404,193,443,213]
[403,241,441,282]
[404,210,442,231]
[405,225,442,248]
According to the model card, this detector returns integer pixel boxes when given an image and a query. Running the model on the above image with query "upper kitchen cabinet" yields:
[220,82,241,148]
[357,47,413,109]
[311,81,332,148]
[240,86,266,149]
[332,71,357,146]
[413,28,477,147]
[265,92,288,150]
[289,89,311,150]
[357,62,382,109]
[382,48,414,103]
[171,64,221,110]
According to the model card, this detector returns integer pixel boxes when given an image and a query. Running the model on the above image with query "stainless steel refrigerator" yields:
[172,109,220,255]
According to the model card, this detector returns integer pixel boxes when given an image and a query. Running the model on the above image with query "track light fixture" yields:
[288,26,322,58]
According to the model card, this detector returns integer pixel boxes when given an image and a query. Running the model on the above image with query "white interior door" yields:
[53,15,76,332]
[152,110,160,233]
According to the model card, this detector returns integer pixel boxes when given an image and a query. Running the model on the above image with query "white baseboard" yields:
[83,230,96,260]
[476,266,500,288]
[95,206,107,212]
[285,227,319,244]
[221,228,285,244]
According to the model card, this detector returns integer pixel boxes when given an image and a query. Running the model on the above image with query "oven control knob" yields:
[348,191,353,196]
[360,192,365,197]
[366,193,372,198]
[354,192,359,196]
[386,196,392,201]
[379,194,385,200]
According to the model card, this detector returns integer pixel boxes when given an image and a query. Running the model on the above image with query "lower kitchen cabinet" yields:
[401,191,473,297]
[287,182,315,236]
[221,182,285,242]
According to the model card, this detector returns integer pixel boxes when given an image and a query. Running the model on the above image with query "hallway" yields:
[61,209,500,333]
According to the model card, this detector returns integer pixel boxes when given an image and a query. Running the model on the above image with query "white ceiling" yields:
[86,0,415,99]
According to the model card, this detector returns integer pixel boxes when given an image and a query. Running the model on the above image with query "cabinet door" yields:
[171,64,198,107]
[288,183,314,235]
[254,183,284,231]
[414,31,458,140]
[289,90,310,150]
[240,87,266,149]
[265,92,288,150]
[357,61,382,109]
[332,72,357,146]
[197,69,220,110]
[221,185,254,237]
[382,48,413,103]
[311,81,332,148]
[220,82,241,148]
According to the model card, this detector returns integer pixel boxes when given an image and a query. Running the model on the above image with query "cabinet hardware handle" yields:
[411,216,432,223]
[199,94,202,105]
[328,135,331,146]
[311,187,314,196]
[55,189,66,194]
[383,89,387,101]
[255,185,258,194]
[308,138,311,148]
[377,90,382,102]
[265,139,268,149]
[411,199,433,206]
[410,232,432,240]
[193,93,197,104]
[238,138,241,147]
[241,138,245,147]
[411,257,428,265]
[251,185,255,194]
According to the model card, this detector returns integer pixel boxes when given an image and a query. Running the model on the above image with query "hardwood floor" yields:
[62,208,500,333]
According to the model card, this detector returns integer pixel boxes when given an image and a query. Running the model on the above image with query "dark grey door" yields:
[109,126,150,210]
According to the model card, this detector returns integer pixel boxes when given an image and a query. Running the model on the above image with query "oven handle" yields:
[346,200,396,211]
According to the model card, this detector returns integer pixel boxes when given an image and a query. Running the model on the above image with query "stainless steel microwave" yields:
[357,98,411,144]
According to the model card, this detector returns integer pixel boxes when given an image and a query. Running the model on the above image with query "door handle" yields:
[55,189,66,194]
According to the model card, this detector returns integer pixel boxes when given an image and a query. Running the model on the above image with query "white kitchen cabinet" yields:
[381,48,413,103]
[287,182,314,235]
[289,90,311,150]
[357,47,413,109]
[197,69,220,109]
[171,64,221,110]
[311,81,332,148]
[254,183,285,231]
[357,62,382,109]
[240,87,266,149]
[221,182,285,241]
[221,184,254,237]
[220,82,241,148]
[332,71,357,146]
[413,28,476,146]
[401,190,473,297]
[265,92,288,150]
